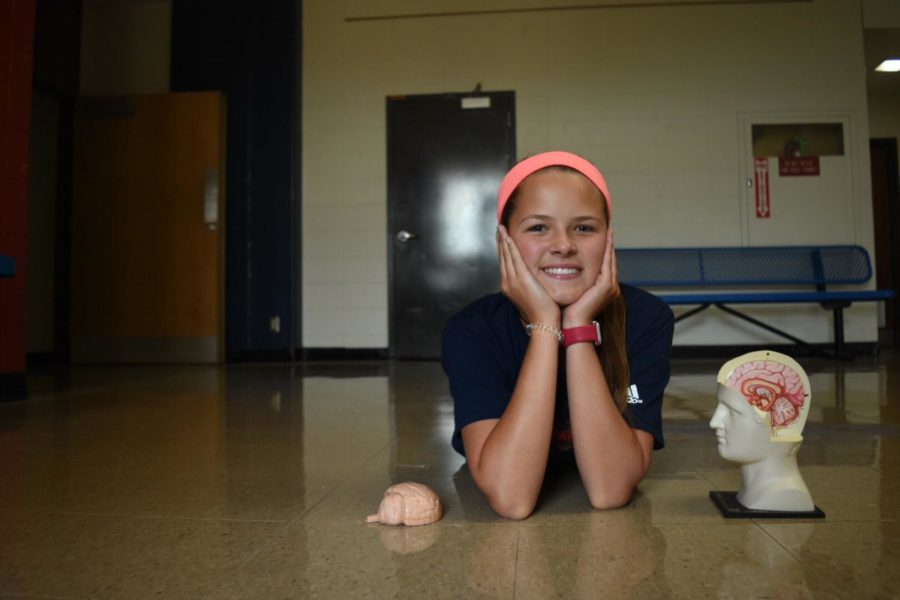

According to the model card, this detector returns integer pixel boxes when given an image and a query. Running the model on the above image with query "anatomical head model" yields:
[719,351,810,443]
[710,351,815,512]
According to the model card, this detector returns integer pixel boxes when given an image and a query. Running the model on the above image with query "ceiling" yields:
[79,0,900,97]
[865,28,900,96]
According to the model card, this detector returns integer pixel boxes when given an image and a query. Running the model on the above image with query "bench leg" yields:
[673,303,712,323]
[713,303,836,358]
[821,300,852,358]
[833,307,845,356]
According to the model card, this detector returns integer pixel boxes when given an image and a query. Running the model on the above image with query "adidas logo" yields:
[626,384,643,405]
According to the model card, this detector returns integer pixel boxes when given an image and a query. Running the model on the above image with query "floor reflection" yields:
[0,350,898,597]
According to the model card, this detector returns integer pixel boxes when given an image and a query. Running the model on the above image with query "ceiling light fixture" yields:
[875,59,900,72]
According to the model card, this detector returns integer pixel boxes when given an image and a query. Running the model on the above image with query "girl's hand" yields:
[563,229,619,328]
[497,225,560,327]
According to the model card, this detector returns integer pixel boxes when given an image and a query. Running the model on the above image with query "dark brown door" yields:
[388,92,515,359]
[870,138,899,336]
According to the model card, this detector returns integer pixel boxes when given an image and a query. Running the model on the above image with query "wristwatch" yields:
[562,321,602,348]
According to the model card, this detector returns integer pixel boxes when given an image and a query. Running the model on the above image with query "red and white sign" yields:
[754,157,770,219]
[779,156,820,176]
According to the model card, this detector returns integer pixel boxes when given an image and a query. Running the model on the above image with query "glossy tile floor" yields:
[1,351,898,599]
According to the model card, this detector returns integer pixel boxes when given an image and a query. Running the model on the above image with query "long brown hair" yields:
[501,165,631,412]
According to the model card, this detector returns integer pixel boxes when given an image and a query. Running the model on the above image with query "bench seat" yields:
[618,245,895,357]
[657,290,895,305]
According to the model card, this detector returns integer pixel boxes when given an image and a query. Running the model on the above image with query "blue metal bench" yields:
[0,254,14,278]
[617,245,895,357]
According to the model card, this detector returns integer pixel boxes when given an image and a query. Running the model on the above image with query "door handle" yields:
[204,168,219,231]
[396,230,418,243]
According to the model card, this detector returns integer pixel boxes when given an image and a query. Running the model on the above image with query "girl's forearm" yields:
[566,344,648,508]
[470,333,558,519]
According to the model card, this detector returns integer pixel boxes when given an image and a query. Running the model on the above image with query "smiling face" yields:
[505,168,609,307]
[709,384,772,464]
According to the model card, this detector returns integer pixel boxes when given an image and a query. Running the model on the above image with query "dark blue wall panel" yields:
[171,0,299,359]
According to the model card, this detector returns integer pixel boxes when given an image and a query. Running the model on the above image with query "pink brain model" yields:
[726,359,806,429]
[366,482,443,527]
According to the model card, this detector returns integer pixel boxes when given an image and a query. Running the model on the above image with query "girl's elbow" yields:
[487,492,537,520]
[587,486,634,511]
[472,467,538,520]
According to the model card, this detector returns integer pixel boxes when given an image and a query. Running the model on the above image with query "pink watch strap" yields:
[562,322,602,348]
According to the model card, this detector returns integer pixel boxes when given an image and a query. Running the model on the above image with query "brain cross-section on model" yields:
[726,360,805,429]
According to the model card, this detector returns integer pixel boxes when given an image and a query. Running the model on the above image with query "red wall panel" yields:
[0,0,35,376]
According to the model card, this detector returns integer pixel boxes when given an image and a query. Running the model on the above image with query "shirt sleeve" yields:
[441,316,515,456]
[624,295,675,450]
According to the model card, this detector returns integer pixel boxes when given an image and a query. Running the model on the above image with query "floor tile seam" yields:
[0,508,296,525]
[0,585,82,600]
[0,466,142,478]
[287,440,394,524]
[515,521,652,530]
[353,440,394,471]
[24,370,211,400]
[302,520,495,530]
[691,468,721,491]
[511,525,521,600]
[638,516,892,528]
[632,518,738,527]
[17,465,345,478]
[284,486,334,524]
[750,521,850,600]
[751,517,898,525]
[0,593,79,600]
[643,467,717,479]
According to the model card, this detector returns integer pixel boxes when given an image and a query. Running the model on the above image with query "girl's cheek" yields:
[512,239,536,263]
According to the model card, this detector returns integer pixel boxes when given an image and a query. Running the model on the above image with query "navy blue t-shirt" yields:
[441,284,674,457]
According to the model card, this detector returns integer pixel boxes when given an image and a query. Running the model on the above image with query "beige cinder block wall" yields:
[303,0,876,349]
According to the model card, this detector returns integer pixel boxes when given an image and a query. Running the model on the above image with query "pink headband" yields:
[496,151,611,223]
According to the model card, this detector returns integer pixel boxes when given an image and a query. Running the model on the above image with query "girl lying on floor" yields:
[442,151,674,519]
